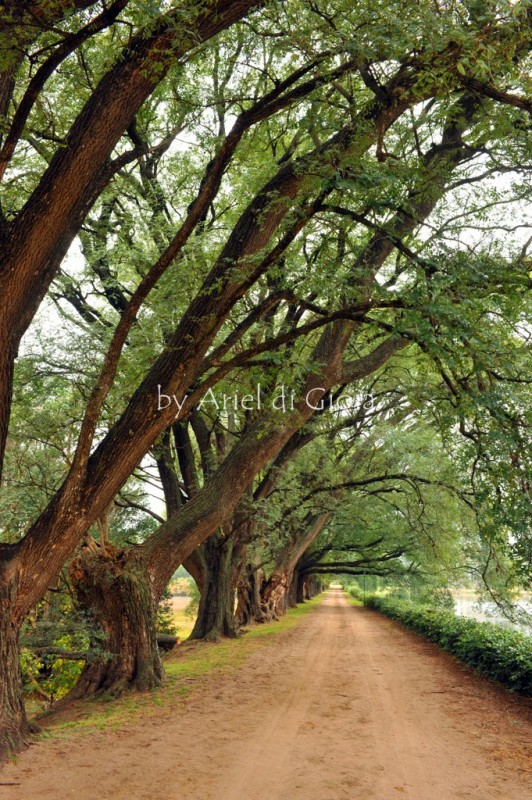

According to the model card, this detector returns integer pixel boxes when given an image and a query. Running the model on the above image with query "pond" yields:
[452,594,532,637]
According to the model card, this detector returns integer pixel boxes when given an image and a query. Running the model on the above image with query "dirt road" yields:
[2,590,531,799]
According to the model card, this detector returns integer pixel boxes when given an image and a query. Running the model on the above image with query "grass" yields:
[344,593,363,608]
[34,594,323,743]
[170,601,195,639]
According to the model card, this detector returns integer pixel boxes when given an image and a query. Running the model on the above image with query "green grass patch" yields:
[345,592,363,607]
[366,595,532,696]
[170,605,196,639]
[34,594,323,742]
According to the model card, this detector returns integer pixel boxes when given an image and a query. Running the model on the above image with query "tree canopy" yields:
[0,0,530,758]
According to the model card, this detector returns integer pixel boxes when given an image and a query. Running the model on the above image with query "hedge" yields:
[365,596,532,696]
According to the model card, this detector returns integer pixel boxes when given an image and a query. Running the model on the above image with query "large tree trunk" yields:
[0,621,28,759]
[235,562,264,626]
[296,573,321,603]
[0,572,30,758]
[296,572,306,604]
[67,544,162,699]
[287,570,299,608]
[189,534,239,641]
[297,572,309,603]
[261,513,331,620]
[260,573,292,621]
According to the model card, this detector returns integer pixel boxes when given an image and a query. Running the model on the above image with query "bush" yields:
[349,585,364,601]
[20,592,104,705]
[366,596,532,696]
[184,581,200,620]
[157,586,179,636]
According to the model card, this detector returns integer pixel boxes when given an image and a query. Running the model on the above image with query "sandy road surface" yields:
[2,590,531,799]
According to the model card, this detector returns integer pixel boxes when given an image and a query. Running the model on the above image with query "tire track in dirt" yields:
[211,599,334,800]
[1,590,531,799]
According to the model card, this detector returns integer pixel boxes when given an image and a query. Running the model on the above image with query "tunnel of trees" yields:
[0,0,530,758]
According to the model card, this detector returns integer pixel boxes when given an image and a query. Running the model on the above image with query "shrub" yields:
[366,596,532,695]
[349,585,364,602]
[20,593,104,705]
[157,586,179,636]
[184,581,200,620]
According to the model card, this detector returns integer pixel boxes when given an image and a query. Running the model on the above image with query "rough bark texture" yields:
[287,570,299,608]
[261,513,331,620]
[235,562,265,627]
[67,544,162,699]
[189,534,239,641]
[0,568,30,760]
[260,573,293,621]
[297,574,321,602]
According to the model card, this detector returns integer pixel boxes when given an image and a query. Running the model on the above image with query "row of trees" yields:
[0,0,530,757]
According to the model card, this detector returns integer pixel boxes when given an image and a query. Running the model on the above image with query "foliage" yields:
[0,0,530,745]
[366,596,532,695]
[20,646,85,707]
[348,585,365,602]
[156,587,179,637]
[30,595,323,743]
[19,587,105,705]
[168,576,194,596]
[416,587,455,609]
[184,582,201,621]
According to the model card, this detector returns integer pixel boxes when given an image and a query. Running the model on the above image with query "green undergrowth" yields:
[365,595,532,696]
[35,594,323,742]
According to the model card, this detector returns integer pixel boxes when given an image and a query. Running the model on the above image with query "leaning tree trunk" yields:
[189,534,240,641]
[261,513,332,620]
[67,543,162,699]
[0,577,30,759]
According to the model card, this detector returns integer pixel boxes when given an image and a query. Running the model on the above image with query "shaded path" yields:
[2,590,531,799]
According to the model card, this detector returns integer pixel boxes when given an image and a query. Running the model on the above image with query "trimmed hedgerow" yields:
[365,596,532,696]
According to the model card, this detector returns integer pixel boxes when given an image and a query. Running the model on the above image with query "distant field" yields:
[169,595,195,639]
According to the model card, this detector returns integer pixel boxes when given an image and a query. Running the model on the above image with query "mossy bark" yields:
[67,544,162,699]
[0,578,30,761]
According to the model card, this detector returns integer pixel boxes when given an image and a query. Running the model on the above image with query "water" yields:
[453,595,532,637]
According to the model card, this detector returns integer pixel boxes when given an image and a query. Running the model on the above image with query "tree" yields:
[60,89,526,686]
[0,0,530,756]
